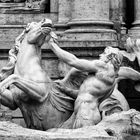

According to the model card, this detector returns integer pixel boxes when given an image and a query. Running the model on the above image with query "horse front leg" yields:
[0,89,18,110]
[0,74,48,102]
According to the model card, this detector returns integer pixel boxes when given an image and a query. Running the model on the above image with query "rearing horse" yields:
[0,19,86,130]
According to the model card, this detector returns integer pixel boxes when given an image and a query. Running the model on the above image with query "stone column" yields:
[54,0,71,35]
[129,0,140,38]
[110,0,126,34]
[62,0,117,48]
[110,0,126,48]
[120,0,126,34]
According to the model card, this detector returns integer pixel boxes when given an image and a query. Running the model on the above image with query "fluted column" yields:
[62,0,117,48]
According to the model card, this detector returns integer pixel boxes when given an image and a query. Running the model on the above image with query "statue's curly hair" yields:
[104,46,123,72]
[107,52,123,71]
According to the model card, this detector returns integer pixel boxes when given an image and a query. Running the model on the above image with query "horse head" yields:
[23,18,52,47]
[0,19,53,81]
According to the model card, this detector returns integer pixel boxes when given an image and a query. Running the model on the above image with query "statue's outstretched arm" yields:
[49,39,105,73]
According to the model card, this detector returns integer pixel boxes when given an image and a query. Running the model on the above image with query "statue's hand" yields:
[45,31,56,43]
[50,32,58,44]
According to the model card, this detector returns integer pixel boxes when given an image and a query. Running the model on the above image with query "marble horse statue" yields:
[0,19,87,130]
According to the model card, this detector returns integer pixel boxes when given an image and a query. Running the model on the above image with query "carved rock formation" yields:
[0,109,140,140]
[97,109,140,139]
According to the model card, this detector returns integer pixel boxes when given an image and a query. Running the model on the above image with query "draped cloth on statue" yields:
[48,82,75,112]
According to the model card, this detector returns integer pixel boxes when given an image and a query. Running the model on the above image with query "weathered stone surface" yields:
[60,0,117,48]
[0,109,140,139]
[0,121,115,140]
[58,0,71,23]
[71,0,109,21]
[97,109,140,139]
[0,13,57,25]
[50,0,58,13]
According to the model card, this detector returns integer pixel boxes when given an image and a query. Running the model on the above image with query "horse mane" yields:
[0,21,53,81]
[0,30,26,81]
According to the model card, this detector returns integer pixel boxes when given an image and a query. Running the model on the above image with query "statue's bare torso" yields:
[73,62,116,128]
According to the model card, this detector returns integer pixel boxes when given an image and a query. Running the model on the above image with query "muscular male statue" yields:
[49,38,140,128]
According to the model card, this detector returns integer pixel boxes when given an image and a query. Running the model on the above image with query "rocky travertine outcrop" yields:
[0,121,115,140]
[0,109,140,140]
[97,109,140,139]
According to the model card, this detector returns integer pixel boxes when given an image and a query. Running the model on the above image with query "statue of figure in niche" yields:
[49,37,140,129]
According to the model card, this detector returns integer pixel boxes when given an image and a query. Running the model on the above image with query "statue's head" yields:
[24,18,52,46]
[100,46,123,71]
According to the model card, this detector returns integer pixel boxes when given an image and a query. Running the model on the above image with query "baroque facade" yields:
[0,0,139,126]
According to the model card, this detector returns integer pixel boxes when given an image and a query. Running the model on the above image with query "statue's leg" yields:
[0,74,48,102]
